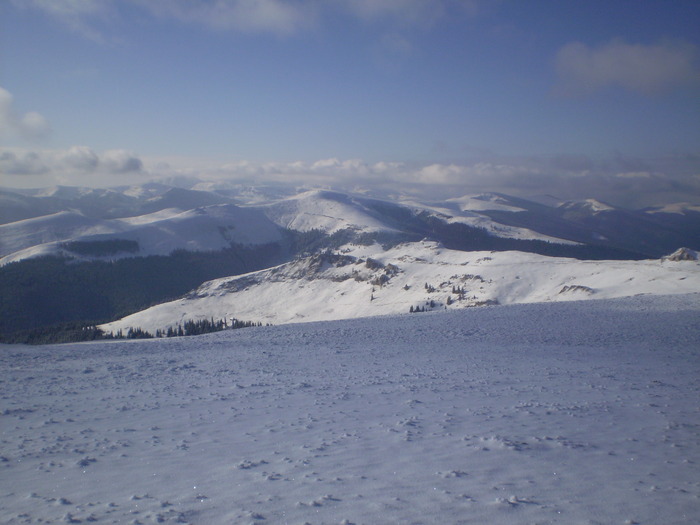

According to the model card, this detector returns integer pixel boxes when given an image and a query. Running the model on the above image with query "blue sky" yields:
[1,0,699,206]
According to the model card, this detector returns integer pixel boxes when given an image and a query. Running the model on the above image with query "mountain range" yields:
[1,182,698,341]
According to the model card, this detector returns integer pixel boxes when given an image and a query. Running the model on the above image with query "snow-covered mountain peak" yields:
[584,198,615,212]
[663,247,699,262]
[142,186,231,210]
[32,185,86,199]
[560,198,616,214]
[447,193,525,212]
[120,182,172,199]
[3,182,699,268]
[262,190,400,234]
[645,202,700,215]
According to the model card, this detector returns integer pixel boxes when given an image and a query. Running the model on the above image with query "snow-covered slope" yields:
[645,202,700,215]
[262,189,575,244]
[3,295,700,524]
[0,211,123,258]
[3,183,699,265]
[139,187,232,214]
[0,203,283,265]
[559,198,616,214]
[401,199,578,244]
[101,241,700,334]
[104,204,283,255]
[261,190,402,233]
[446,192,527,212]
[7,185,146,220]
[0,190,61,224]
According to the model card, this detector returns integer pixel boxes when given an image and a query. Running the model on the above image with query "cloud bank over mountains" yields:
[1,147,142,178]
[3,145,698,208]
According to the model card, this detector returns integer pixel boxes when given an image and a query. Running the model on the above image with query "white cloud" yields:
[0,147,145,181]
[0,87,52,141]
[175,158,547,193]
[414,163,467,184]
[136,0,317,36]
[13,0,114,42]
[102,149,143,173]
[615,171,652,179]
[60,145,100,171]
[16,0,108,18]
[19,112,52,139]
[0,151,49,175]
[310,158,370,176]
[14,0,315,39]
[3,148,699,207]
[310,157,344,171]
[14,0,483,40]
[555,39,700,96]
[344,0,443,26]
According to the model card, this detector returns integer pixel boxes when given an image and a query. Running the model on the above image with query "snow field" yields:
[0,202,282,265]
[2,295,700,524]
[101,241,700,335]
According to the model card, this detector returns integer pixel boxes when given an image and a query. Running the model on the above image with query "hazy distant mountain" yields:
[3,183,698,265]
[470,194,700,258]
[0,202,282,265]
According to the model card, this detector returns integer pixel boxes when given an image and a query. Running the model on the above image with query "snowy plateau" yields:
[1,295,699,524]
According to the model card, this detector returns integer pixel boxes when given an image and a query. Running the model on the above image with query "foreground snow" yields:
[2,295,700,524]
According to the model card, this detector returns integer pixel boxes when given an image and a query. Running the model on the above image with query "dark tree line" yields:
[104,317,266,340]
[3,316,267,345]
[62,239,140,256]
[103,317,266,340]
[409,300,437,313]
[0,242,284,339]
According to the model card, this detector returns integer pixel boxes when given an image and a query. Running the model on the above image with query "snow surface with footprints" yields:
[2,295,700,524]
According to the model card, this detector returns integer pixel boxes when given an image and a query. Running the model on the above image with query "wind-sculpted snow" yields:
[2,295,699,524]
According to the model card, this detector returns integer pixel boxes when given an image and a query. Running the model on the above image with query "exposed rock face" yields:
[663,247,699,262]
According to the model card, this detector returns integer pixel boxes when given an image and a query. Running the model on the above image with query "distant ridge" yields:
[2,182,699,341]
